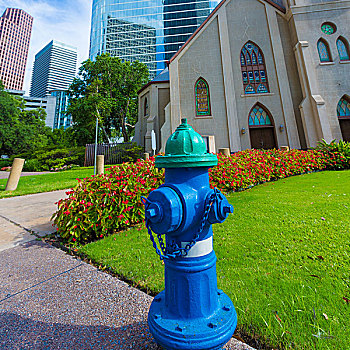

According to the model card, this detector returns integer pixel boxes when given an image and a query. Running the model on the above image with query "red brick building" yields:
[0,8,33,90]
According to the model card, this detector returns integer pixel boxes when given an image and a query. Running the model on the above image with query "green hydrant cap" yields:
[155,118,218,168]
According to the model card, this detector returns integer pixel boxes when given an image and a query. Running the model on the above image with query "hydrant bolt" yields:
[223,205,233,214]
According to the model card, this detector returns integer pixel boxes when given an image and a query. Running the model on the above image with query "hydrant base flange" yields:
[148,290,237,350]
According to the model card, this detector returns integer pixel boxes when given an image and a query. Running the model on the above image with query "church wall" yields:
[291,1,350,143]
[158,88,170,129]
[175,16,231,150]
[138,89,151,148]
[277,13,306,148]
[225,0,291,150]
[158,87,170,149]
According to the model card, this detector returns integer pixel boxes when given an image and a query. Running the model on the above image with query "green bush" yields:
[0,159,11,168]
[119,143,144,163]
[23,159,41,172]
[17,147,85,172]
[315,139,350,169]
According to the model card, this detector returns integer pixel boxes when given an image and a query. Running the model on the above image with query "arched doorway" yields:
[248,104,277,149]
[337,96,350,142]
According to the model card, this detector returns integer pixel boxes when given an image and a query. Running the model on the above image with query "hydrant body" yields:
[144,119,237,350]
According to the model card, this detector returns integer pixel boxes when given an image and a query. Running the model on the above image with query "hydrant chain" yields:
[143,189,219,260]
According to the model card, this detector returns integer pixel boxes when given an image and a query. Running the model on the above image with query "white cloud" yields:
[0,0,92,94]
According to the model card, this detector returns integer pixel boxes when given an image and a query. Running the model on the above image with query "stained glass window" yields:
[252,52,257,64]
[337,37,350,61]
[254,71,260,82]
[249,104,272,126]
[240,53,246,66]
[195,78,211,116]
[245,85,255,94]
[321,23,336,35]
[240,41,269,94]
[337,96,350,117]
[317,39,332,62]
[257,84,268,93]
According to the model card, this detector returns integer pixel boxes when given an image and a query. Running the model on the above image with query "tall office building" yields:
[30,40,77,97]
[0,8,33,90]
[50,89,72,130]
[89,0,219,78]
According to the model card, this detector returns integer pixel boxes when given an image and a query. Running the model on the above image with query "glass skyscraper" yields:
[89,0,220,78]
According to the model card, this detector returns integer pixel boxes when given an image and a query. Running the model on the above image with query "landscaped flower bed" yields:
[52,148,349,244]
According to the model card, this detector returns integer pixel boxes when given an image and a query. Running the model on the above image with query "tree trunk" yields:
[121,120,129,142]
[121,99,130,142]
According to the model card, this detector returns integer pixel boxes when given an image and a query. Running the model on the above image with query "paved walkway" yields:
[0,171,51,180]
[0,190,67,251]
[0,191,255,349]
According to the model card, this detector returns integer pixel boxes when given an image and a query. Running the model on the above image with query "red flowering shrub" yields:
[52,157,164,244]
[209,149,330,192]
[53,149,348,244]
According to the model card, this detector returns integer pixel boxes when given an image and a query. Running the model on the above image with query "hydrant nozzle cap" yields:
[155,118,218,168]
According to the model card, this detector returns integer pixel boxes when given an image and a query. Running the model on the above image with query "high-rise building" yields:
[30,40,77,98]
[0,8,33,90]
[7,89,57,129]
[50,89,72,130]
[89,0,219,78]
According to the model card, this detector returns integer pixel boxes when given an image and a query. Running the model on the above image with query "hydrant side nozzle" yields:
[223,205,234,214]
[146,203,163,224]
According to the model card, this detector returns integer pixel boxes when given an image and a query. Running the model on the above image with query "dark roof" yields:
[138,67,169,94]
[170,0,286,63]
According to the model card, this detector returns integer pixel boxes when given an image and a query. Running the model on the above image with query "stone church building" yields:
[134,0,350,154]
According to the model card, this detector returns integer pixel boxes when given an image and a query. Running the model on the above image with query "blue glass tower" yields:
[50,90,72,130]
[89,0,220,78]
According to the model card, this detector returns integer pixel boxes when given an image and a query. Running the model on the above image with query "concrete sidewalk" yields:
[0,190,67,251]
[0,171,51,180]
[0,191,256,349]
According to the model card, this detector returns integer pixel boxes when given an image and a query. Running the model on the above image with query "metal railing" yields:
[84,142,134,167]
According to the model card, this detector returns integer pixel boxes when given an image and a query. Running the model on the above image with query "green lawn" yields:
[80,170,350,350]
[0,168,95,198]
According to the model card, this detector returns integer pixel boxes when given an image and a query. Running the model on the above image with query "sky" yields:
[0,0,92,94]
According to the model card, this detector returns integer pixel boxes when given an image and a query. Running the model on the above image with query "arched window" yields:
[336,37,350,61]
[240,41,269,94]
[249,104,273,126]
[248,103,277,149]
[337,95,350,117]
[195,78,211,116]
[144,97,149,116]
[337,96,350,142]
[317,39,332,62]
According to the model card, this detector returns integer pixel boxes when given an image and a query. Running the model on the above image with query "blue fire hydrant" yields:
[142,119,237,350]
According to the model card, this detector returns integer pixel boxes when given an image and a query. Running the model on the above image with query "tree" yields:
[0,81,51,155]
[68,54,149,145]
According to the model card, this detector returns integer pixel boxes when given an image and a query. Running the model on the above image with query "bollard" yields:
[218,148,230,156]
[144,152,150,160]
[5,158,25,191]
[96,155,104,175]
[142,119,237,350]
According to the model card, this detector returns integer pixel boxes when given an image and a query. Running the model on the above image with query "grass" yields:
[79,170,350,350]
[0,168,94,199]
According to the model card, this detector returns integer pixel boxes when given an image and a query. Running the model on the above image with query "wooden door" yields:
[339,119,350,142]
[249,127,277,149]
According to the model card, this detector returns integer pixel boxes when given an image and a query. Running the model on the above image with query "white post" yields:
[94,117,98,175]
